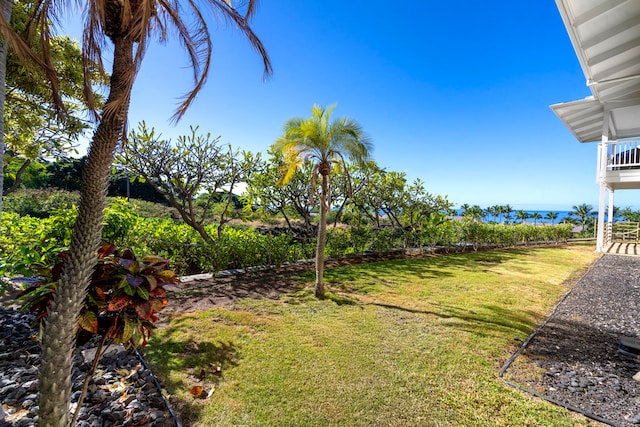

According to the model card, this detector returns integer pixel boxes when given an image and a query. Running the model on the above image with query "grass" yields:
[145,243,601,426]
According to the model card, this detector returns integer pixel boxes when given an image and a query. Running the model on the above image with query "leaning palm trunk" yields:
[315,173,329,298]
[38,36,133,427]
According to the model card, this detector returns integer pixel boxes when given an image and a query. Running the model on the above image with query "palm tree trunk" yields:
[315,173,329,299]
[38,35,134,427]
[0,0,12,227]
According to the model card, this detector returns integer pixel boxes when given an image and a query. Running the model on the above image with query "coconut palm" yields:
[503,204,514,224]
[570,203,595,229]
[531,211,542,226]
[466,205,485,222]
[0,2,271,425]
[516,209,528,224]
[273,104,372,299]
[545,211,559,225]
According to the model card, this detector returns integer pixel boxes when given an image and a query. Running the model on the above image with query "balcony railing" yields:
[607,139,640,170]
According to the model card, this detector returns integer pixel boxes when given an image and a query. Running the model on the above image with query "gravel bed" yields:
[503,254,640,426]
[0,308,177,427]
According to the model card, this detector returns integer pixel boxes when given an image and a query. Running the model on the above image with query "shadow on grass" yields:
[323,248,536,294]
[144,333,242,425]
[368,301,543,337]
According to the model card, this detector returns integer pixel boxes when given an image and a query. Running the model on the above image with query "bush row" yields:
[0,199,572,277]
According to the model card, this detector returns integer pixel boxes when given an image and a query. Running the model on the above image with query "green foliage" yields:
[103,198,139,245]
[2,1,109,196]
[18,244,178,347]
[620,207,640,222]
[3,188,79,217]
[0,189,575,277]
[0,211,74,277]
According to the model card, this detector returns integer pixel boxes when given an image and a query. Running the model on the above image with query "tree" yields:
[516,209,528,224]
[0,2,271,425]
[503,204,514,224]
[2,1,108,196]
[530,211,542,226]
[545,211,559,225]
[464,204,484,222]
[273,104,372,299]
[118,122,255,243]
[570,203,595,229]
[400,178,452,229]
[484,205,498,223]
[0,0,12,225]
[459,203,470,216]
[245,148,317,234]
[620,207,640,222]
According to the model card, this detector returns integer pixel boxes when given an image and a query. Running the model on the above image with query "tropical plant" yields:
[0,1,271,424]
[17,243,177,425]
[18,244,176,345]
[464,205,485,222]
[620,207,640,222]
[273,104,372,298]
[570,203,595,229]
[545,211,558,225]
[516,209,528,224]
[503,204,514,224]
[0,0,11,224]
[2,1,108,197]
[244,148,317,234]
[530,211,542,226]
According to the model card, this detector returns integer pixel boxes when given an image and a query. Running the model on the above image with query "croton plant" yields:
[18,244,179,347]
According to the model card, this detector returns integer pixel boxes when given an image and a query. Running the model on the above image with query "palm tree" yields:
[484,205,498,223]
[0,2,271,425]
[545,211,559,225]
[516,209,528,224]
[467,205,485,222]
[570,203,595,229]
[273,104,372,299]
[531,211,542,226]
[503,204,514,224]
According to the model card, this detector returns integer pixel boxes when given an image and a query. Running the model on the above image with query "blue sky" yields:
[65,1,634,211]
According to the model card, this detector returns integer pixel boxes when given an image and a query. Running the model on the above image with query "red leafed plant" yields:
[18,243,179,347]
[18,244,179,425]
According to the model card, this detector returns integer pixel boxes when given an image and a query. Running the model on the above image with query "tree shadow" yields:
[368,301,542,337]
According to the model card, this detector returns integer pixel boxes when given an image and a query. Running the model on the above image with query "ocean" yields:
[455,210,578,225]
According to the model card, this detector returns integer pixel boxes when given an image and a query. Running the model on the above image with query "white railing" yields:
[607,139,640,170]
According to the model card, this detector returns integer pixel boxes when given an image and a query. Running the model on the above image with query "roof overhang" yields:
[552,0,640,142]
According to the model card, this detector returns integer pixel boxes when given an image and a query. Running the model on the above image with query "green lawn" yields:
[145,243,601,426]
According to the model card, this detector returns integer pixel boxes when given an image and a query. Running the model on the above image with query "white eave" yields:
[551,0,640,143]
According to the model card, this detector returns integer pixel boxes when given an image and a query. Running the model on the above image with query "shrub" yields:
[3,189,79,218]
[18,244,178,347]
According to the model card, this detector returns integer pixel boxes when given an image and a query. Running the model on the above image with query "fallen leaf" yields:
[189,385,204,397]
[206,385,217,399]
[197,369,206,381]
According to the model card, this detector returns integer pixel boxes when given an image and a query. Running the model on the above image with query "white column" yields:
[595,110,610,253]
[596,183,607,252]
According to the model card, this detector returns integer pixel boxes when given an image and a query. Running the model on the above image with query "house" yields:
[551,0,640,252]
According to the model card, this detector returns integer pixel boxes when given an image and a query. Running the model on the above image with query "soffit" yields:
[552,0,640,142]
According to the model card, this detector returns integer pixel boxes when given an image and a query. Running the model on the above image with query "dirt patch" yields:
[159,250,427,321]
